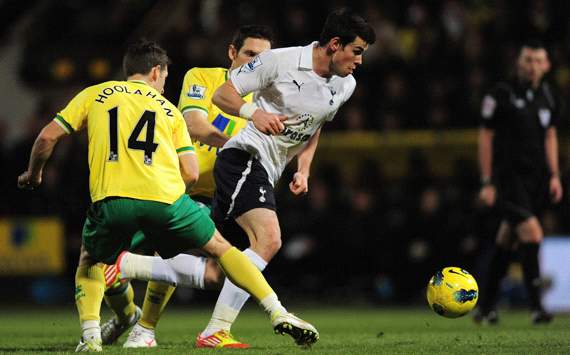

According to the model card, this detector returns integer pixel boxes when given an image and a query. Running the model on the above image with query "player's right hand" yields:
[479,185,496,207]
[251,110,287,135]
[289,172,309,195]
[549,175,563,203]
[17,171,42,190]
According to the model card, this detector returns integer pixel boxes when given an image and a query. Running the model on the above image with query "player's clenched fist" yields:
[479,184,496,207]
[251,109,287,135]
[17,171,41,190]
[289,172,308,195]
[549,175,563,203]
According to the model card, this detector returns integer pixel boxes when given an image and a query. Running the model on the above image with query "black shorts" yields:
[496,171,549,225]
[212,148,276,225]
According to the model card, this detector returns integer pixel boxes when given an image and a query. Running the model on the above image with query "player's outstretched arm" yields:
[17,121,67,190]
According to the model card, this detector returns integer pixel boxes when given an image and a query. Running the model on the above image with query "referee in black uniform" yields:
[475,40,563,324]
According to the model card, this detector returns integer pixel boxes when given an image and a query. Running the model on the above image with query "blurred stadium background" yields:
[1,0,570,312]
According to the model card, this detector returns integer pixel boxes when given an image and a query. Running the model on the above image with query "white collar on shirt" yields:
[299,41,318,70]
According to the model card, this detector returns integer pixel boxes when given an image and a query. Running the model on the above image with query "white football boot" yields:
[123,323,157,348]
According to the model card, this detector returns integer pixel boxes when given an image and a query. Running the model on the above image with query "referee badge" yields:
[481,95,496,119]
[538,108,551,127]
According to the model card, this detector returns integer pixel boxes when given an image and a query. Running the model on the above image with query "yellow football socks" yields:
[75,264,105,323]
[104,282,136,324]
[218,247,274,301]
[139,281,176,330]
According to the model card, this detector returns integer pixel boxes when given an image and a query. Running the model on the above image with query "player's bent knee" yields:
[266,234,282,253]
[257,229,282,258]
[201,229,232,258]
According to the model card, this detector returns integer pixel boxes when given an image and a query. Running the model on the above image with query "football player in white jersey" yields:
[196,8,376,345]
[111,9,376,348]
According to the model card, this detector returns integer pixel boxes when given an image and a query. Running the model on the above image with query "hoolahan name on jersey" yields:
[93,84,174,117]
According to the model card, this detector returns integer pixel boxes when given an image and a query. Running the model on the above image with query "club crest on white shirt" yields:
[187,84,206,99]
[328,87,337,105]
[538,108,551,127]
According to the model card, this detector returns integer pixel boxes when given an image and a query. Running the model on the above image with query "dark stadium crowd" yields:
[11,0,570,129]
[1,0,569,304]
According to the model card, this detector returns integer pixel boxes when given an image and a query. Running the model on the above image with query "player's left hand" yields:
[17,171,41,190]
[549,175,563,203]
[289,172,308,195]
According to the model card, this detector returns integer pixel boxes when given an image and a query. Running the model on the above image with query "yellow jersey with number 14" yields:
[177,67,250,199]
[54,80,194,204]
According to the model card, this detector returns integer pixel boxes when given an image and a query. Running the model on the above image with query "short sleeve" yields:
[177,68,211,116]
[54,86,95,133]
[480,94,498,129]
[229,50,279,95]
[173,111,195,156]
[544,82,563,128]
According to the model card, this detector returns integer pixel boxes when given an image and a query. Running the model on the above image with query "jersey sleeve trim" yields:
[181,105,208,115]
[54,114,74,133]
[176,146,196,154]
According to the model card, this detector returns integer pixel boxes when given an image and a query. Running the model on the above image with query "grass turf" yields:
[0,306,569,354]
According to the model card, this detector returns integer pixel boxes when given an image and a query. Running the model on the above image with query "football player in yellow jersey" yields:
[18,39,317,352]
[181,24,273,200]
[119,25,273,350]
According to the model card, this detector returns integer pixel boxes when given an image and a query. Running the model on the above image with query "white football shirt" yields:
[223,41,356,185]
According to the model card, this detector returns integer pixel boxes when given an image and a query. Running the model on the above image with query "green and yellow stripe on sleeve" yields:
[53,114,74,134]
[176,146,196,156]
[180,105,208,116]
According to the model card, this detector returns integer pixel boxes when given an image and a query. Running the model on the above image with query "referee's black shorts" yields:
[496,171,549,225]
[211,148,276,226]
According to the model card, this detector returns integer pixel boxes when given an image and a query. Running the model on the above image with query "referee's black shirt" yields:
[480,79,561,177]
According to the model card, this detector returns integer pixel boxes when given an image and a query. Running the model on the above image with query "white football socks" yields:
[119,252,206,289]
[260,293,287,319]
[119,254,155,282]
[201,248,267,337]
[166,254,207,289]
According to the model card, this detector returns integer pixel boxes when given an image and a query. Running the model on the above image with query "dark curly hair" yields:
[319,8,376,47]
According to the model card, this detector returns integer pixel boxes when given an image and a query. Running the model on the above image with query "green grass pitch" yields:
[1,306,569,354]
